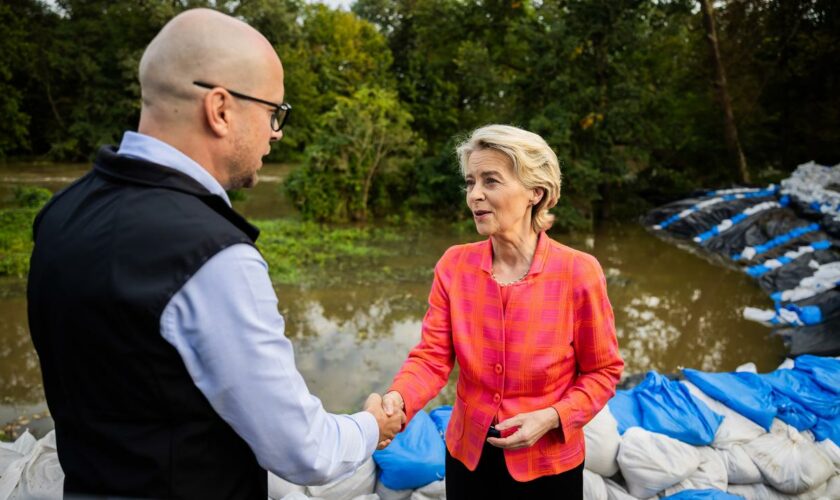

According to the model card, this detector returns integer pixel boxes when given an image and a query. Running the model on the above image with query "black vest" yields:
[27,147,267,499]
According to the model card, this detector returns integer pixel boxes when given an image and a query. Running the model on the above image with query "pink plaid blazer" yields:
[389,232,624,481]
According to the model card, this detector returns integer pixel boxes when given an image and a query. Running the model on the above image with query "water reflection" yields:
[0,162,788,434]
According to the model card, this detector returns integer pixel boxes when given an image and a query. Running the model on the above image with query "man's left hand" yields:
[486,407,560,450]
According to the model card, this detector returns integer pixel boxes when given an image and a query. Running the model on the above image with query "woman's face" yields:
[465,148,538,238]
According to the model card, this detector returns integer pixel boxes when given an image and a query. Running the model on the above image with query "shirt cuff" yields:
[349,410,379,457]
[551,401,573,443]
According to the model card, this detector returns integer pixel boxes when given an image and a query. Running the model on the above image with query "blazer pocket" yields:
[538,428,581,458]
[446,395,467,442]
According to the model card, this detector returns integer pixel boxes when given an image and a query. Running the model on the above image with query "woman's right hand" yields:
[382,391,405,417]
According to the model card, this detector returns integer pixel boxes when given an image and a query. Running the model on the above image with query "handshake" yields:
[363,391,406,450]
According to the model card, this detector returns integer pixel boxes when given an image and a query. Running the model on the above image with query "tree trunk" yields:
[700,0,750,184]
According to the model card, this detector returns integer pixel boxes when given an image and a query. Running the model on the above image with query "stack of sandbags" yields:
[268,458,378,500]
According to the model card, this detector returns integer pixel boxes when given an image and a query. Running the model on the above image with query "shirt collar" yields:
[480,230,550,276]
[116,131,231,206]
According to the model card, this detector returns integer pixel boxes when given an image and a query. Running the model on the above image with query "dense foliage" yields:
[1,0,838,229]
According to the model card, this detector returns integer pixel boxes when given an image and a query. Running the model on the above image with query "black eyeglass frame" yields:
[193,81,291,132]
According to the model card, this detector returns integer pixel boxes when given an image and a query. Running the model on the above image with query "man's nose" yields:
[270,129,283,142]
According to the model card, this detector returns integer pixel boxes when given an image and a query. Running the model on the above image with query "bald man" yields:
[27,8,403,499]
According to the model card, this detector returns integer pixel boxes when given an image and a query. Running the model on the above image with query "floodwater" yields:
[0,162,787,438]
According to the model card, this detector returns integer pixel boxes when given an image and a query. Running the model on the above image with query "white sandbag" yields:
[726,482,830,500]
[744,420,834,494]
[717,443,762,484]
[269,472,307,499]
[603,478,638,500]
[815,438,840,469]
[680,380,765,446]
[410,479,445,500]
[0,431,64,500]
[777,358,795,370]
[584,405,621,477]
[351,495,379,500]
[307,457,376,500]
[375,480,412,500]
[825,474,840,499]
[583,469,608,500]
[617,427,701,498]
[735,362,758,373]
[661,446,727,497]
[281,492,314,500]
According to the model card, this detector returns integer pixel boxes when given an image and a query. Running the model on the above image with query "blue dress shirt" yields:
[117,131,378,485]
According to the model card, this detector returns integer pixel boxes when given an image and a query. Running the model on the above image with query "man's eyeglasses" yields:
[193,81,291,132]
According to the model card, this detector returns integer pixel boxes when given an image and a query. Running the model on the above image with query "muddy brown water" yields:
[0,162,787,439]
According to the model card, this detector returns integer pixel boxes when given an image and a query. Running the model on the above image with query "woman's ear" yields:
[531,187,545,206]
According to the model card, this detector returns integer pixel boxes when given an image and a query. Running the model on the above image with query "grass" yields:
[0,208,39,278]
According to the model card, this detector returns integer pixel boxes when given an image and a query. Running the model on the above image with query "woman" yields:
[382,125,624,498]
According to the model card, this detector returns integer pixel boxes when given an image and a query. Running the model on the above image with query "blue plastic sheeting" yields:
[429,406,452,439]
[761,369,840,419]
[373,410,446,490]
[731,222,820,261]
[794,355,840,395]
[812,415,840,445]
[609,372,722,445]
[682,369,776,431]
[769,390,818,431]
[660,489,744,500]
[745,240,832,277]
[766,303,823,326]
[608,390,642,435]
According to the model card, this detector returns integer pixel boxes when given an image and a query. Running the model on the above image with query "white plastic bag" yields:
[744,420,834,494]
[410,479,445,500]
[617,427,701,498]
[583,469,608,500]
[716,443,762,484]
[815,438,840,469]
[680,380,765,446]
[661,446,727,497]
[584,405,622,477]
[307,457,376,500]
[603,478,638,500]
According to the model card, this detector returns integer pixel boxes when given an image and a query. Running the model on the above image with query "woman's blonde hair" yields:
[456,124,562,233]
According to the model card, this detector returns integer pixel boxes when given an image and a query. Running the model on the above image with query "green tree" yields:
[285,86,423,222]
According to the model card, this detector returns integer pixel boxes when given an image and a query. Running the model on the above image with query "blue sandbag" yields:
[373,410,446,490]
[770,390,818,431]
[429,405,452,439]
[812,414,840,445]
[682,369,776,431]
[608,390,642,435]
[633,371,723,446]
[660,489,744,500]
[761,369,840,419]
[794,355,840,395]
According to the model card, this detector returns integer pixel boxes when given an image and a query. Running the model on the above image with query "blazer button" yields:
[494,364,503,374]
[493,393,501,403]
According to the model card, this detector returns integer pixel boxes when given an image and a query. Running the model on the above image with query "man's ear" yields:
[203,89,231,137]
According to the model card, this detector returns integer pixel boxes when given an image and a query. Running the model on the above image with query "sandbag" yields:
[604,478,639,500]
[743,420,834,494]
[617,427,701,498]
[269,473,307,499]
[770,390,819,431]
[584,405,621,477]
[660,489,742,500]
[375,481,412,500]
[761,369,840,419]
[716,444,762,484]
[680,380,765,446]
[307,457,376,500]
[0,430,63,500]
[583,469,608,500]
[682,369,776,431]
[428,406,452,440]
[794,355,840,394]
[410,479,445,500]
[825,474,840,500]
[661,446,727,498]
[632,372,722,446]
[373,410,445,490]
[811,413,840,445]
[815,438,840,468]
